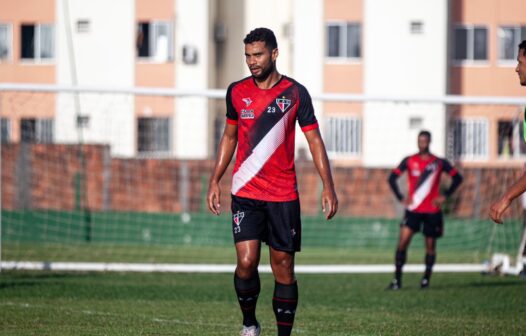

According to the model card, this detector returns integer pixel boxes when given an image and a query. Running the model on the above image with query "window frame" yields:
[20,23,55,63]
[137,117,171,155]
[0,22,13,62]
[325,21,362,63]
[324,115,362,158]
[20,118,54,143]
[136,20,174,63]
[1,117,11,144]
[497,25,526,65]
[452,24,489,66]
[496,117,526,160]
[453,118,489,161]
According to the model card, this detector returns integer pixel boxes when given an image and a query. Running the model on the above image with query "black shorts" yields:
[401,210,444,238]
[231,195,301,252]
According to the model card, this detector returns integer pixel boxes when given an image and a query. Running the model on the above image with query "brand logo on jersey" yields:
[241,109,254,119]
[242,97,252,107]
[276,97,291,113]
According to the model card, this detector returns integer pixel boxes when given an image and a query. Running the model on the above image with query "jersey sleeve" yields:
[225,83,238,125]
[297,84,318,132]
[442,159,458,176]
[392,157,409,176]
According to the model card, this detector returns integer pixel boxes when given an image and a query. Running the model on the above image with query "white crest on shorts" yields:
[233,211,245,226]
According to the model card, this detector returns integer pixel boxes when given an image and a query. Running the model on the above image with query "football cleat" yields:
[240,323,261,336]
[386,278,401,290]
[420,277,430,289]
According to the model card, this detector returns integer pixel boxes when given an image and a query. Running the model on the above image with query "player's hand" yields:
[489,196,511,225]
[207,181,221,216]
[432,195,446,207]
[402,197,412,206]
[321,187,338,220]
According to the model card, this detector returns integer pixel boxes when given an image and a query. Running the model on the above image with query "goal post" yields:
[1,83,526,273]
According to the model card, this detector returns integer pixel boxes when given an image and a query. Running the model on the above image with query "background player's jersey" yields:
[393,154,459,213]
[226,75,318,201]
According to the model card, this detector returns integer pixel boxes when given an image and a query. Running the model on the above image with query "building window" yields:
[326,22,361,59]
[20,118,54,143]
[453,26,488,61]
[138,117,170,153]
[453,119,488,160]
[497,119,526,158]
[325,116,361,156]
[136,21,174,62]
[0,23,12,61]
[498,26,526,61]
[21,23,54,60]
[1,118,10,144]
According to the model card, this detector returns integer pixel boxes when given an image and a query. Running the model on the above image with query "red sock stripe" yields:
[237,288,259,295]
[241,305,256,311]
[272,297,297,303]
[276,322,294,326]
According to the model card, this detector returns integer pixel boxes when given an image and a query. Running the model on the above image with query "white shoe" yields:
[240,323,261,336]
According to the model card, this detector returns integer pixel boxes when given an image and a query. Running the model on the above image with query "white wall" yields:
[174,0,211,159]
[292,0,324,157]
[55,0,135,156]
[244,0,293,77]
[363,0,448,167]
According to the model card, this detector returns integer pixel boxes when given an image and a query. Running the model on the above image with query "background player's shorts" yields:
[401,210,444,238]
[231,195,301,252]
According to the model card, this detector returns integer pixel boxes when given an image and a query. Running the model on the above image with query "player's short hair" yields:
[519,40,526,56]
[243,28,278,51]
[418,130,432,141]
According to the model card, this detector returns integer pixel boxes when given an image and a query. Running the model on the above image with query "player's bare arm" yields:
[207,123,238,215]
[490,171,526,224]
[304,128,338,220]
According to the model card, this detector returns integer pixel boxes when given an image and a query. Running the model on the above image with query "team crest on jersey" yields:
[242,97,252,107]
[276,97,291,113]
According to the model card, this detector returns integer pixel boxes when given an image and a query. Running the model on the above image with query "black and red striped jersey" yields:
[392,154,459,213]
[226,75,318,201]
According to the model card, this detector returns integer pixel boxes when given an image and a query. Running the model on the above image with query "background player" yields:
[207,28,338,336]
[387,131,463,289]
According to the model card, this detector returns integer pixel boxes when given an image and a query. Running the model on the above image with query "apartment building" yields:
[1,0,525,166]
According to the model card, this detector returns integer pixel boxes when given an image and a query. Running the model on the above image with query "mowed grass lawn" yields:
[0,271,525,335]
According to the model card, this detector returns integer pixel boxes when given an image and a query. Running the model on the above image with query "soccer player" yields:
[207,28,338,336]
[387,131,463,290]
[490,40,526,224]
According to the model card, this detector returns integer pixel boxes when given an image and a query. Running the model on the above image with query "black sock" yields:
[234,272,260,327]
[273,281,298,336]
[424,254,436,279]
[395,249,407,283]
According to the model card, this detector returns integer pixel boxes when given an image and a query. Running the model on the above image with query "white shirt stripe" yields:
[232,112,291,195]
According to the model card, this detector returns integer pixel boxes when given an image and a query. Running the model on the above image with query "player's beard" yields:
[252,61,275,82]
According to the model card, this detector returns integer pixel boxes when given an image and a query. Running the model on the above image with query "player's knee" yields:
[236,256,258,278]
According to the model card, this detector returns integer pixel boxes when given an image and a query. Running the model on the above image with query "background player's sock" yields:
[273,281,298,336]
[424,253,436,280]
[395,249,407,284]
[234,272,260,327]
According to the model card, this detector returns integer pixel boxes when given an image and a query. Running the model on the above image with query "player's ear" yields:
[272,48,279,62]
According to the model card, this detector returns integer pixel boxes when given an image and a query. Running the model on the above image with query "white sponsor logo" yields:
[241,109,255,119]
[242,97,252,107]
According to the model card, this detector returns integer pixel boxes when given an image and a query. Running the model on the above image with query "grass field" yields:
[1,271,525,335]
